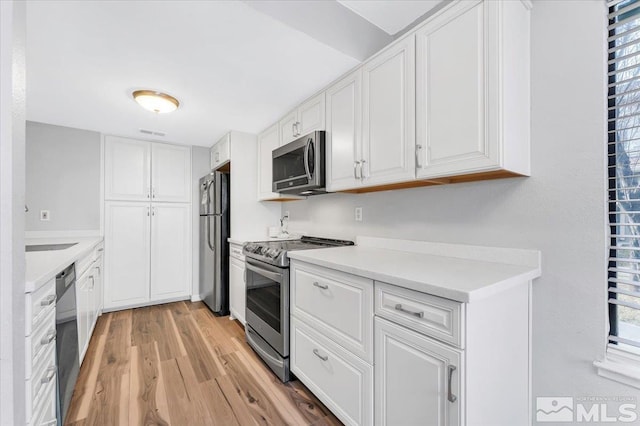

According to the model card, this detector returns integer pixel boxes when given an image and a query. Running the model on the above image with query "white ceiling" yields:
[26,1,443,148]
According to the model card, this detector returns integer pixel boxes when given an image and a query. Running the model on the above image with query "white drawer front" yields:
[76,252,94,278]
[30,378,56,426]
[26,308,56,379]
[375,282,464,348]
[25,343,56,420]
[291,318,373,426]
[229,243,245,260]
[25,278,56,336]
[291,262,373,362]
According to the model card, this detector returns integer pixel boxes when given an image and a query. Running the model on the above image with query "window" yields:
[608,0,640,356]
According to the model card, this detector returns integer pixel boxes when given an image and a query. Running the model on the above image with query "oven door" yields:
[245,258,289,357]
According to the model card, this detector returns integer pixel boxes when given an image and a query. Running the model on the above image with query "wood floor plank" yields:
[218,352,288,425]
[216,374,260,426]
[159,358,195,425]
[129,342,169,425]
[170,303,223,382]
[65,333,107,423]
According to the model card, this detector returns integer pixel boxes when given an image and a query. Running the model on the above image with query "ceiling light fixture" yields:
[132,90,179,113]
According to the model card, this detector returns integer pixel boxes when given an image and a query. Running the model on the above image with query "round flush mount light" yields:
[132,90,179,113]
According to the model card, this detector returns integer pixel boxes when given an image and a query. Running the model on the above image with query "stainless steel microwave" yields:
[272,131,325,196]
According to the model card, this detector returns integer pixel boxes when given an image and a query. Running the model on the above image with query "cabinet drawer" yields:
[25,278,56,336]
[26,343,56,420]
[375,282,464,348]
[291,318,373,426]
[26,308,56,379]
[291,262,373,362]
[76,252,94,277]
[229,243,244,260]
[30,378,56,426]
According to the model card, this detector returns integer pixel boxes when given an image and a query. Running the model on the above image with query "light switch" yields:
[40,210,50,221]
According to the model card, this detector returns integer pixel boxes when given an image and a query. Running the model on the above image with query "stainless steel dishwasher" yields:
[55,263,78,424]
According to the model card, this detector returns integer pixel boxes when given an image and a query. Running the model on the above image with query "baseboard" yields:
[191,295,202,302]
[102,295,191,313]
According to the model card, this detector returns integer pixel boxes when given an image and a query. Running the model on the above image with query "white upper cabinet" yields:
[297,92,326,136]
[362,37,416,188]
[280,92,326,145]
[151,143,191,202]
[105,136,191,203]
[326,70,362,192]
[257,123,281,201]
[150,203,191,300]
[416,0,531,179]
[211,132,231,170]
[104,136,151,201]
[279,110,298,146]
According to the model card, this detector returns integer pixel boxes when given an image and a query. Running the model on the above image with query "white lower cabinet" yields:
[228,245,246,324]
[104,201,191,310]
[291,259,531,426]
[375,317,462,426]
[291,318,373,426]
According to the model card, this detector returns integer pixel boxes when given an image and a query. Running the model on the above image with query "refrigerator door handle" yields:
[206,216,215,251]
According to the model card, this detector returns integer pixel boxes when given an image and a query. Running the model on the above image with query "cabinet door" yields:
[229,256,246,325]
[362,36,416,187]
[151,143,191,202]
[104,136,151,201]
[298,92,326,136]
[257,123,281,201]
[76,273,91,364]
[211,133,230,170]
[416,1,498,178]
[326,70,362,192]
[150,203,191,300]
[104,202,150,309]
[375,317,462,426]
[279,110,298,146]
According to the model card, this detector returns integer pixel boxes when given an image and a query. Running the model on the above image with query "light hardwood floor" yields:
[65,301,342,426]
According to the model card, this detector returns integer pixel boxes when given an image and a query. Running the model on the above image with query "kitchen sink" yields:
[25,243,78,252]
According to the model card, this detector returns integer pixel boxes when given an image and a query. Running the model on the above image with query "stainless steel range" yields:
[243,236,354,382]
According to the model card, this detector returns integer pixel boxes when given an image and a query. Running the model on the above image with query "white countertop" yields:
[25,236,103,293]
[287,237,541,303]
[228,234,301,245]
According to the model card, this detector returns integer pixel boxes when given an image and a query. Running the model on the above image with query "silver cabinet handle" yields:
[394,303,424,318]
[313,349,328,361]
[292,122,296,137]
[296,121,301,136]
[415,144,422,168]
[41,366,56,384]
[152,187,156,198]
[97,247,104,252]
[40,294,56,306]
[448,365,457,403]
[360,159,366,180]
[41,329,56,345]
[147,207,150,217]
[147,187,150,198]
[152,207,156,216]
[313,281,328,290]
[89,276,95,290]
[243,268,247,283]
[353,161,361,179]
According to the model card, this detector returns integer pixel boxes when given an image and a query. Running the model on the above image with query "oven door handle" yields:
[246,327,285,368]
[245,259,283,282]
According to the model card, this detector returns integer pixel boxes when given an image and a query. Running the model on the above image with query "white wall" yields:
[0,1,26,424]
[192,146,211,300]
[283,0,635,410]
[25,121,100,231]
[229,131,282,241]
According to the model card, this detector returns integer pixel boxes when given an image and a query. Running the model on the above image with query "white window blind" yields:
[608,0,640,353]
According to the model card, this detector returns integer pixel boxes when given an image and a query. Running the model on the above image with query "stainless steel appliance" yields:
[199,171,230,315]
[55,263,78,423]
[272,131,326,196]
[243,236,354,382]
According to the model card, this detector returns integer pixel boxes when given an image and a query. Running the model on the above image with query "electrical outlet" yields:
[40,210,50,221]
[355,207,363,222]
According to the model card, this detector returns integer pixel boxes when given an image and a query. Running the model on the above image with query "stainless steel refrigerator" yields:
[199,171,230,314]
